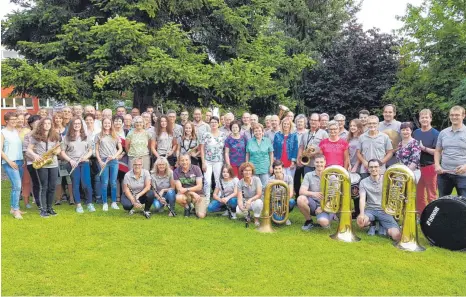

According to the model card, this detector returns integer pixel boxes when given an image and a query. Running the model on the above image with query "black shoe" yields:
[143,211,151,219]
[40,210,50,218]
[47,208,58,216]
[184,206,191,217]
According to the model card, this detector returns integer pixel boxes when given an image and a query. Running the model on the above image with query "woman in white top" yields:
[1,112,25,219]
[207,164,239,219]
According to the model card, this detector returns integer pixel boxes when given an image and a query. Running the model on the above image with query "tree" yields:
[384,0,466,127]
[298,20,400,118]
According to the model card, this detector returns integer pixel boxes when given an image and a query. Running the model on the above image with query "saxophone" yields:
[32,143,61,169]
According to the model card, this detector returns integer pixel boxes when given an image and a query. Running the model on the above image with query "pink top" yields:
[319,138,349,167]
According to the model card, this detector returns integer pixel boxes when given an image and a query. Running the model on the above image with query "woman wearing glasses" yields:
[125,116,153,171]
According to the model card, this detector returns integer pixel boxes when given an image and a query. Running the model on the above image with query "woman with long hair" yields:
[96,117,123,211]
[207,164,238,219]
[150,157,177,216]
[177,121,200,166]
[151,115,177,167]
[125,116,153,171]
[224,120,247,178]
[347,119,364,173]
[60,117,94,213]
[53,112,66,137]
[16,113,33,208]
[23,115,42,209]
[273,118,299,178]
[1,112,25,219]
[53,111,73,205]
[27,117,61,218]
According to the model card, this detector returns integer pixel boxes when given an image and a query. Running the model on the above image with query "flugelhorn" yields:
[320,165,360,242]
[258,180,290,233]
[382,164,425,252]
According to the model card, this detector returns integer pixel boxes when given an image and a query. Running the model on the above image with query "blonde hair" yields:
[450,106,465,116]
[419,109,432,117]
[152,157,173,178]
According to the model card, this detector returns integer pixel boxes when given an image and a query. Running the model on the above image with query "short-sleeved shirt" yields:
[154,132,175,156]
[360,175,383,211]
[395,139,421,170]
[225,135,247,167]
[319,138,349,167]
[123,169,151,195]
[95,133,121,159]
[177,137,198,155]
[61,136,91,162]
[358,131,393,174]
[296,129,309,148]
[269,174,293,197]
[241,128,254,142]
[299,129,329,167]
[173,124,183,139]
[339,129,349,140]
[413,127,439,166]
[151,172,174,192]
[126,130,151,157]
[237,176,262,200]
[348,137,361,170]
[201,131,227,163]
[30,137,59,168]
[194,122,211,142]
[436,125,466,176]
[219,126,231,136]
[216,177,239,197]
[265,129,279,142]
[378,120,401,133]
[23,132,34,165]
[173,165,203,195]
[246,137,274,175]
[301,171,321,193]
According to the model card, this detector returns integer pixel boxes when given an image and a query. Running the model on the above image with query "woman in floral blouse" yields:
[395,122,421,182]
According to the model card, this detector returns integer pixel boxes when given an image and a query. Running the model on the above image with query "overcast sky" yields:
[1,0,424,33]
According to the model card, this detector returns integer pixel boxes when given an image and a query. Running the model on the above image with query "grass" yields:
[2,181,466,296]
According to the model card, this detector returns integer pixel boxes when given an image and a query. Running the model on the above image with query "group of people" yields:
[2,102,465,242]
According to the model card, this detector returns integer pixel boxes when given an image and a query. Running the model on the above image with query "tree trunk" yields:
[133,86,155,112]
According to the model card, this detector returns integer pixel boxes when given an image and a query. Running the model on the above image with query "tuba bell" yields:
[321,165,360,242]
[382,164,425,252]
[258,180,290,233]
[278,105,290,120]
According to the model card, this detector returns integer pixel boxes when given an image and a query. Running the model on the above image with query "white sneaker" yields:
[111,202,120,210]
[231,213,237,220]
[102,203,108,211]
[221,210,230,216]
[286,219,292,226]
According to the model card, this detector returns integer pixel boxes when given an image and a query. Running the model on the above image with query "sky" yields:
[1,0,424,32]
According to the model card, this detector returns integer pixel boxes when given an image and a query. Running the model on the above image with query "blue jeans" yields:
[437,173,466,197]
[255,174,270,190]
[71,162,93,204]
[100,159,118,203]
[207,197,238,213]
[153,189,176,211]
[3,160,24,210]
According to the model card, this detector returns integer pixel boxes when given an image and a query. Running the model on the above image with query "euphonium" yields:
[258,180,290,233]
[382,164,425,252]
[321,165,360,242]
[300,145,316,166]
[32,143,61,169]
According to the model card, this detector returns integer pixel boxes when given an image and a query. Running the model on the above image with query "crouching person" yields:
[151,157,177,216]
[121,157,154,219]
[357,159,401,240]
[207,164,239,219]
[236,162,264,227]
[174,153,206,218]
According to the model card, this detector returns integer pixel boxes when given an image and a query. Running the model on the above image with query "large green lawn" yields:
[1,181,465,296]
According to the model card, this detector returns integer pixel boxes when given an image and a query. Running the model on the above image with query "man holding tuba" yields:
[356,159,401,240]
[297,113,328,175]
[296,154,334,230]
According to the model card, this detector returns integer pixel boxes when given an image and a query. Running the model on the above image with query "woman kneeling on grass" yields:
[207,164,239,219]
[121,157,154,219]
[60,117,95,214]
[95,118,123,211]
[151,157,177,216]
[236,162,263,227]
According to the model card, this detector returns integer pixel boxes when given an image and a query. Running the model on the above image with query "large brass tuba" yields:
[382,164,425,252]
[258,180,290,233]
[32,143,61,169]
[320,165,360,242]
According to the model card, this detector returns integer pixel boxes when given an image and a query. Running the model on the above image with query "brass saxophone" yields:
[321,165,360,242]
[382,164,425,252]
[32,143,61,169]
[300,145,316,166]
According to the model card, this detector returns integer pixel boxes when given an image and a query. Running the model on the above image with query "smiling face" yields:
[157,162,167,174]
[222,167,230,179]
[383,106,395,122]
[273,164,283,177]
[401,127,412,139]
[102,118,112,132]
[193,110,202,122]
[184,123,193,136]
[72,119,82,132]
[113,117,123,129]
[242,166,253,178]
[42,119,52,132]
[253,126,263,139]
[85,116,94,129]
[449,107,465,126]
[314,156,326,172]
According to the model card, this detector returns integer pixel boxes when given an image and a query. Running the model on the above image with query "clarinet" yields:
[151,177,176,217]
[220,179,232,219]
[242,185,251,228]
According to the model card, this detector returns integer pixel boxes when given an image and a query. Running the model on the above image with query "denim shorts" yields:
[365,209,399,230]
[307,197,334,221]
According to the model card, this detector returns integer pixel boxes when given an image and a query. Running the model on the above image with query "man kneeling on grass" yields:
[174,153,206,218]
[357,159,401,240]
[121,157,154,219]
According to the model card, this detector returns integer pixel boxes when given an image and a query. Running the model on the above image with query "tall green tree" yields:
[385,0,466,127]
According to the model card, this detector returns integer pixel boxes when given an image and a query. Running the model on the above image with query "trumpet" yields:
[32,143,61,169]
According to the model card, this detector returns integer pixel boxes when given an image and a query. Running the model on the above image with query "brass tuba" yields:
[278,105,290,120]
[32,143,61,169]
[320,165,360,242]
[258,180,290,233]
[382,164,425,252]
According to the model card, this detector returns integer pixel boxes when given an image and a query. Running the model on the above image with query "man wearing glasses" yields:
[357,115,394,178]
[297,113,328,174]
[434,106,466,197]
